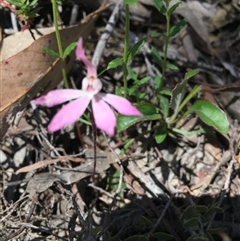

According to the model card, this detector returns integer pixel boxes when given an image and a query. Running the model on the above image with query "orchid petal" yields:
[98,93,142,116]
[92,95,116,136]
[33,89,85,107]
[48,96,91,133]
[76,38,97,78]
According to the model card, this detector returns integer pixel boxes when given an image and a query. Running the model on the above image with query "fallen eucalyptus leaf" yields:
[0,5,108,139]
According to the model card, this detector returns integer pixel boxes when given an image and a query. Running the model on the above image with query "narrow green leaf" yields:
[204,206,224,219]
[63,42,77,59]
[124,0,139,5]
[29,0,38,7]
[170,78,188,117]
[191,100,229,134]
[153,0,167,15]
[159,89,172,96]
[167,2,181,16]
[139,76,150,85]
[155,75,162,89]
[152,47,164,68]
[117,103,161,132]
[151,32,163,38]
[159,94,170,119]
[186,237,209,241]
[141,216,154,227]
[206,233,215,241]
[172,128,205,137]
[155,125,168,144]
[195,205,208,213]
[125,235,148,241]
[127,38,146,60]
[180,206,197,222]
[169,18,187,37]
[7,0,22,7]
[42,47,60,58]
[106,58,123,70]
[152,232,174,240]
[166,63,179,70]
[184,69,199,80]
[127,67,138,81]
[183,217,199,228]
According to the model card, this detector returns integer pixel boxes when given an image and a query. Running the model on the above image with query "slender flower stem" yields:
[90,111,97,180]
[162,13,170,81]
[51,0,69,88]
[123,3,130,98]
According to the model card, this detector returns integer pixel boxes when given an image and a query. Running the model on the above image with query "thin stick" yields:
[92,0,123,68]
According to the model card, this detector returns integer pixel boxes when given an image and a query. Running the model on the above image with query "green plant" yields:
[107,0,230,152]
[4,0,41,30]
[180,204,225,241]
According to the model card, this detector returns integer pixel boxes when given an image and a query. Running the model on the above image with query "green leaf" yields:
[180,206,197,222]
[183,217,198,228]
[42,47,60,58]
[139,76,151,85]
[186,237,209,241]
[152,232,174,240]
[166,63,179,70]
[159,89,172,96]
[115,86,123,96]
[169,18,187,37]
[167,2,181,16]
[159,94,170,119]
[141,216,154,228]
[151,32,163,38]
[172,128,205,137]
[155,125,168,144]
[29,0,38,7]
[124,0,139,5]
[139,93,147,100]
[63,42,77,59]
[127,38,146,60]
[125,235,148,241]
[155,75,162,89]
[106,168,126,195]
[128,86,138,96]
[191,100,229,135]
[106,58,123,70]
[206,233,215,241]
[117,103,161,132]
[7,0,23,7]
[170,78,188,118]
[152,47,164,68]
[127,67,138,81]
[153,0,167,15]
[204,206,224,219]
[184,69,199,80]
[195,205,208,213]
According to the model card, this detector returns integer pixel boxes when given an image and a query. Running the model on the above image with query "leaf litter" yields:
[1,1,240,240]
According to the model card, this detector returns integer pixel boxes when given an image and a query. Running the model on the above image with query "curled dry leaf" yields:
[25,150,117,197]
[0,5,109,140]
[15,156,85,175]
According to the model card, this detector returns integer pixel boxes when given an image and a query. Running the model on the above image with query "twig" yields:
[146,195,174,239]
[92,0,123,68]
[2,201,35,241]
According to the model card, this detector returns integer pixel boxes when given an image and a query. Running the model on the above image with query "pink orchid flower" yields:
[32,38,142,136]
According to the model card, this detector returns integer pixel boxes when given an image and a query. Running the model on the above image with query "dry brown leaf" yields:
[0,5,109,140]
[1,27,55,60]
[25,150,117,196]
[15,156,85,174]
